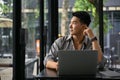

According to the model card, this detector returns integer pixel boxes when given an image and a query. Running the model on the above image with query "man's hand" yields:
[55,62,58,71]
[83,26,95,39]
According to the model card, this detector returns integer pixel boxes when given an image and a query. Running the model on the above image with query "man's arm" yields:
[91,39,103,62]
[44,37,63,70]
[46,60,58,70]
[83,27,103,63]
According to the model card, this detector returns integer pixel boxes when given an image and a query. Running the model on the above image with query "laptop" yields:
[57,50,98,77]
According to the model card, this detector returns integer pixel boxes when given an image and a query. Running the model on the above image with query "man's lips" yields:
[70,30,73,32]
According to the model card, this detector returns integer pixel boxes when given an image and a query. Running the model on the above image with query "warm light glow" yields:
[103,7,107,11]
[36,40,40,56]
[116,7,120,10]
[109,7,116,10]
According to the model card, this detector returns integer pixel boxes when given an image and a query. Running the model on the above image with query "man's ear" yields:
[82,24,88,29]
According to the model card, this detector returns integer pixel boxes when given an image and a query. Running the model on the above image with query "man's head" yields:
[72,11,91,26]
[69,11,91,36]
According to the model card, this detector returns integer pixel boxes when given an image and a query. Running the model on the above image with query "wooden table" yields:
[34,68,120,80]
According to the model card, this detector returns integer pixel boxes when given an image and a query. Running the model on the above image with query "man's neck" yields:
[72,34,84,44]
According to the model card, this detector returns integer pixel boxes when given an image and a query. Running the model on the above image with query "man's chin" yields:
[70,33,72,35]
[70,32,74,35]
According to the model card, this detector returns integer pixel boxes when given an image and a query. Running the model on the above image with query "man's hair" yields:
[72,11,91,26]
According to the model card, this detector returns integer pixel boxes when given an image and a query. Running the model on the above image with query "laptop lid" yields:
[57,50,98,76]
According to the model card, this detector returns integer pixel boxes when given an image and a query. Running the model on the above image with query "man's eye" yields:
[73,22,77,24]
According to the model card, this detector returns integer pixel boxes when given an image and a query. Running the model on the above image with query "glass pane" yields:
[0,0,13,80]
[104,11,120,69]
[21,0,40,79]
[58,0,75,37]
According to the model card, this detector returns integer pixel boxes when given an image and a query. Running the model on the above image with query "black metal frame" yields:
[39,0,59,71]
[13,0,25,80]
[98,0,104,52]
[39,0,44,71]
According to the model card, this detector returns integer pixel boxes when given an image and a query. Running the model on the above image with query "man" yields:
[44,11,103,70]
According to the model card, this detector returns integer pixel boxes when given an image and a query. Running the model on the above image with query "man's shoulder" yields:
[56,35,71,41]
[53,35,70,49]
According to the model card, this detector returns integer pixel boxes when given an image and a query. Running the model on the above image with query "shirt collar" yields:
[66,35,88,45]
[66,35,72,40]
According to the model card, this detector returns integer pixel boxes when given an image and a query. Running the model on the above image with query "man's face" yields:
[69,16,85,35]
